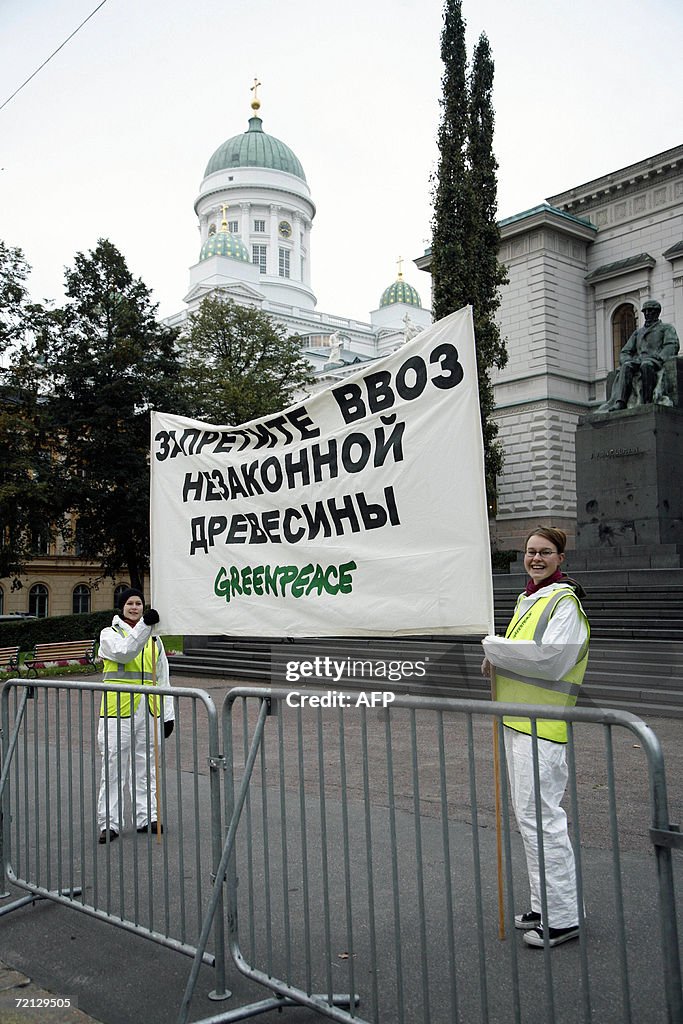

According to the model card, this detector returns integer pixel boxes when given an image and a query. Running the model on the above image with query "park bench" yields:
[0,646,20,675]
[25,639,99,677]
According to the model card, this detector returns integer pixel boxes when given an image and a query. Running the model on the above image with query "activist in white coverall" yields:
[97,588,175,844]
[481,527,590,949]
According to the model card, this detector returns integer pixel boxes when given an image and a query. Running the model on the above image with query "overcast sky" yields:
[1,0,682,324]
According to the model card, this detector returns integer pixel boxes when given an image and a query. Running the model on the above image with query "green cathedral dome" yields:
[204,115,306,182]
[380,276,422,308]
[199,224,251,263]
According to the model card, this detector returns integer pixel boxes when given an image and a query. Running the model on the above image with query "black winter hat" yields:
[117,587,145,611]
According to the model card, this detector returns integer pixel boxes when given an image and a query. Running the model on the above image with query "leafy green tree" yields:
[0,377,62,581]
[431,1,508,501]
[0,240,31,355]
[32,239,188,589]
[182,295,313,424]
[0,244,63,580]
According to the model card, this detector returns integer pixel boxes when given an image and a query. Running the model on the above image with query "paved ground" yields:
[0,958,104,1024]
[0,671,681,1024]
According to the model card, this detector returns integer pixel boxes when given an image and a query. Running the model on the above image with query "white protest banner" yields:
[150,305,494,637]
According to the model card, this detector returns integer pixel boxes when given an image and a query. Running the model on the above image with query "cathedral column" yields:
[269,204,280,276]
[293,212,302,282]
[240,202,250,243]
[300,216,311,287]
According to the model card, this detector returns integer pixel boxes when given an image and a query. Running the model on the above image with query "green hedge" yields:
[0,610,115,653]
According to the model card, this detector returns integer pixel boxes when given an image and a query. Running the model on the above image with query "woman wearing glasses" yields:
[481,526,590,949]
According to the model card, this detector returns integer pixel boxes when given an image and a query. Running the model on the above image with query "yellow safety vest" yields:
[100,625,161,718]
[496,587,590,743]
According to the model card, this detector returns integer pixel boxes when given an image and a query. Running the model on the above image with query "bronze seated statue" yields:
[600,300,680,412]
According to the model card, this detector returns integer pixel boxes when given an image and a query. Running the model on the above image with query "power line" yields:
[0,0,110,114]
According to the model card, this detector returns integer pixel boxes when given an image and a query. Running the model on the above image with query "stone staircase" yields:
[169,569,683,717]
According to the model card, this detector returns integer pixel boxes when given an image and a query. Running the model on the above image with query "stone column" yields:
[673,272,683,330]
[300,216,311,287]
[293,212,302,282]
[269,204,280,277]
[240,202,250,243]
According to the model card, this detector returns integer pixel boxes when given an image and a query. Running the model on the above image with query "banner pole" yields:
[491,667,505,940]
[151,637,162,845]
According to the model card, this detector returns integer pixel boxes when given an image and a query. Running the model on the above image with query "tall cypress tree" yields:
[431,2,508,502]
[431,0,470,322]
[468,32,508,496]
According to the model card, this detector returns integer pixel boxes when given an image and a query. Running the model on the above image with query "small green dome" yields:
[204,116,306,182]
[200,226,250,263]
[380,276,422,308]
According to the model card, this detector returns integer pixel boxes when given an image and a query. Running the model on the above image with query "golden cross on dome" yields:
[397,256,404,279]
[221,204,229,229]
[250,77,262,112]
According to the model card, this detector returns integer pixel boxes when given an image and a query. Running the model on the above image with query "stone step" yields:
[186,642,683,673]
[170,656,683,717]
[171,593,683,713]
[172,645,683,682]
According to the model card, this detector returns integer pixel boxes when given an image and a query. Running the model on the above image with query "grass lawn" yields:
[161,634,183,654]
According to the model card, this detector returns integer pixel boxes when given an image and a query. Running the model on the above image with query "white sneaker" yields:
[523,925,579,948]
[514,911,541,931]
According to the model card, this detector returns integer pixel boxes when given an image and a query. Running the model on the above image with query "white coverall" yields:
[482,582,588,929]
[97,615,175,833]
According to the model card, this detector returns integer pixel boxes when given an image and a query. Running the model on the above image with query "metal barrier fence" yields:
[180,688,683,1024]
[2,680,682,1023]
[0,677,228,1000]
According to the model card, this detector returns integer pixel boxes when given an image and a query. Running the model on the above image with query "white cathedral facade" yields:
[165,88,432,394]
[168,88,683,553]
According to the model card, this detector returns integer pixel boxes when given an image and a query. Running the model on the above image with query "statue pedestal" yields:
[571,404,683,570]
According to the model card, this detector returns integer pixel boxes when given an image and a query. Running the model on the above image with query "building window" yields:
[252,245,267,274]
[113,584,129,609]
[278,248,290,279]
[73,521,87,557]
[254,219,266,233]
[72,584,91,615]
[227,220,238,233]
[29,584,49,618]
[612,304,637,369]
[31,527,49,556]
[0,585,4,614]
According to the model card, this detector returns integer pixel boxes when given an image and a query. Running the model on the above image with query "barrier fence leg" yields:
[177,698,270,1024]
[654,841,683,1024]
[208,743,229,1002]
[0,683,82,914]
[1,684,33,900]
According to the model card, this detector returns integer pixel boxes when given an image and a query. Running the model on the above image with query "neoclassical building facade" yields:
[417,143,683,551]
